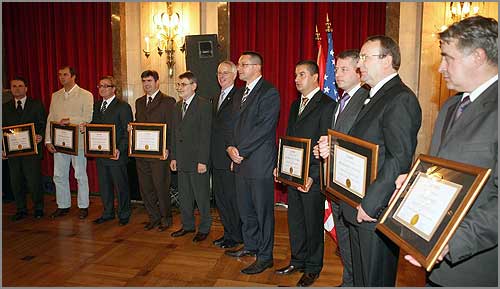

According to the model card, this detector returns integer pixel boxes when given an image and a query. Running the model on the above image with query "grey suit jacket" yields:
[333,85,369,134]
[428,81,498,287]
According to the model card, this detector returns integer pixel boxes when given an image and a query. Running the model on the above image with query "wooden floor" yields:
[3,195,425,287]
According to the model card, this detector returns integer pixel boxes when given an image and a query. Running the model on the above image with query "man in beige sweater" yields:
[45,66,94,219]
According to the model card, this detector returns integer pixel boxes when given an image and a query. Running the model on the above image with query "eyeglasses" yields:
[175,82,193,88]
[97,84,114,89]
[216,71,233,76]
[359,54,386,62]
[237,63,258,68]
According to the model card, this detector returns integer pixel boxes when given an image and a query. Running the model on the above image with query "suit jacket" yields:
[230,78,280,178]
[333,85,369,134]
[91,97,133,166]
[3,97,46,159]
[171,94,212,172]
[428,81,498,287]
[134,91,176,161]
[342,75,422,229]
[287,90,335,186]
[211,86,240,170]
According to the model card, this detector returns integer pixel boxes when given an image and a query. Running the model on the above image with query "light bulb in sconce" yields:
[143,36,151,58]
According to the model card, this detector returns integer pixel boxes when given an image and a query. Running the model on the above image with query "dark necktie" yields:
[454,94,471,121]
[241,87,250,105]
[101,101,107,113]
[182,101,188,119]
[147,96,153,107]
[339,92,351,113]
[16,100,23,114]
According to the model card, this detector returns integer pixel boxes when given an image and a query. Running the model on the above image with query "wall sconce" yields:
[143,2,186,78]
[449,2,482,22]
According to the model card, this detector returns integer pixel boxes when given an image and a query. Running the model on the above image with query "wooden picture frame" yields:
[2,123,38,158]
[51,122,79,155]
[325,129,379,208]
[376,154,491,271]
[128,122,167,160]
[84,123,116,158]
[276,136,311,190]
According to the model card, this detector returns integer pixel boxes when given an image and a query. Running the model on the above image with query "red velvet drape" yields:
[3,2,113,193]
[230,2,386,203]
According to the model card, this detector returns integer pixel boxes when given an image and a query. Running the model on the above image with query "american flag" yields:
[322,30,339,101]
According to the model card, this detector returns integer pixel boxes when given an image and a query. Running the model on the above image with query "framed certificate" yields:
[376,154,491,271]
[128,122,167,159]
[51,122,78,155]
[2,123,38,158]
[325,129,378,208]
[84,124,116,158]
[276,136,311,189]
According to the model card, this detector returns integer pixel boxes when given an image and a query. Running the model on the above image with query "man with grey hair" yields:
[400,15,498,287]
[210,61,243,249]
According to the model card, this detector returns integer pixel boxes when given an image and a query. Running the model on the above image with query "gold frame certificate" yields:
[276,136,311,189]
[2,123,38,158]
[50,122,78,155]
[84,124,116,158]
[128,122,167,159]
[376,154,491,271]
[326,129,378,208]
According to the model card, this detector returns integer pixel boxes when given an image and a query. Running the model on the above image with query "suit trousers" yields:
[212,168,242,243]
[96,163,131,220]
[136,159,172,224]
[53,150,89,209]
[331,200,353,286]
[235,175,275,262]
[7,156,43,212]
[178,170,212,233]
[287,186,325,274]
[348,223,399,286]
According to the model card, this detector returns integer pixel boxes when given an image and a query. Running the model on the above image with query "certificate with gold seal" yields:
[128,122,167,159]
[84,123,116,158]
[376,154,491,271]
[51,122,78,155]
[325,129,378,208]
[2,123,38,158]
[276,136,311,189]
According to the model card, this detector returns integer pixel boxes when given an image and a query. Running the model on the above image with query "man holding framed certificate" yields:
[274,60,335,287]
[3,77,46,220]
[81,76,133,226]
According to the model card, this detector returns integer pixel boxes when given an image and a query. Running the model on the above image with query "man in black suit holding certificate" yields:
[274,60,334,287]
[80,76,133,226]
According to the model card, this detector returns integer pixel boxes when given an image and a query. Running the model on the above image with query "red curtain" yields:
[230,2,386,203]
[3,2,113,193]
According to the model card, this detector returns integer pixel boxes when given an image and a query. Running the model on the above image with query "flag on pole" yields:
[315,25,325,90]
[322,16,339,101]
[324,197,337,242]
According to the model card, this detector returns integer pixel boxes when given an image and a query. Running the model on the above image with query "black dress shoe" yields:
[79,208,89,219]
[220,240,240,249]
[50,208,70,219]
[224,248,256,258]
[119,219,129,226]
[241,259,273,274]
[192,232,208,242]
[11,211,28,221]
[170,228,195,237]
[297,272,320,287]
[144,220,160,231]
[34,210,44,219]
[213,236,225,247]
[93,217,114,224]
[275,264,305,275]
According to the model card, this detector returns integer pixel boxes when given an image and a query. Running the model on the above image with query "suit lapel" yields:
[217,87,235,115]
[240,78,263,113]
[146,92,162,112]
[334,87,367,132]
[182,95,198,123]
[296,91,321,123]
[354,76,400,124]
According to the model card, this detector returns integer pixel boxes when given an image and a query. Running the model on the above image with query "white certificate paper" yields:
[393,172,462,241]
[135,130,160,152]
[280,145,304,178]
[88,131,110,151]
[54,128,74,149]
[7,130,32,151]
[333,145,367,198]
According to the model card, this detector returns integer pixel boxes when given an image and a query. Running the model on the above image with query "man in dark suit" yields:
[224,51,280,275]
[170,71,212,242]
[315,49,369,287]
[2,77,46,220]
[210,61,243,249]
[80,76,133,226]
[134,70,176,231]
[399,16,498,287]
[274,60,335,287]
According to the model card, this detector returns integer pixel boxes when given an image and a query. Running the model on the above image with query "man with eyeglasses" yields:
[224,51,280,275]
[79,76,133,226]
[170,71,212,242]
[210,61,243,249]
[134,70,176,232]
[45,66,93,220]
[320,36,421,286]
[3,77,46,220]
